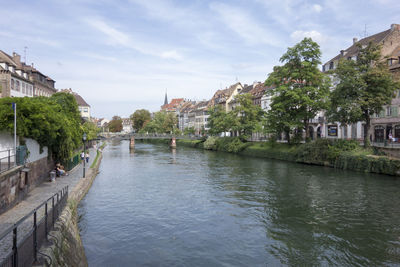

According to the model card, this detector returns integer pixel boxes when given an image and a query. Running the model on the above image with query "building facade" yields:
[322,23,400,142]
[0,51,34,98]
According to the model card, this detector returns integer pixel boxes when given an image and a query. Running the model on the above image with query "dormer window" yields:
[388,59,393,66]
[329,61,334,70]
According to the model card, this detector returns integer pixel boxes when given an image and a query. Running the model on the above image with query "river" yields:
[78,140,400,266]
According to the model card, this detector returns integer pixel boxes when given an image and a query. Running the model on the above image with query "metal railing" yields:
[0,186,68,267]
[0,149,16,174]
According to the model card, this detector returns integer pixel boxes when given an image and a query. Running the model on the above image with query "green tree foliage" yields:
[141,111,177,134]
[130,109,151,132]
[82,121,99,140]
[0,93,82,162]
[183,126,195,135]
[108,116,123,132]
[265,38,330,142]
[327,42,400,147]
[230,94,264,138]
[207,105,234,136]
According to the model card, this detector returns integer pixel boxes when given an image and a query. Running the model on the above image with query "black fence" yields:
[0,186,68,267]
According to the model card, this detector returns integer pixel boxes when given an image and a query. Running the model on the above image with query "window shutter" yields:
[392,106,398,117]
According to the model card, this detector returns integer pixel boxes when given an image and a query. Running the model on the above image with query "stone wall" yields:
[0,166,25,214]
[0,156,54,214]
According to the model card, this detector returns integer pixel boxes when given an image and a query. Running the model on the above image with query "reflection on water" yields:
[79,140,400,266]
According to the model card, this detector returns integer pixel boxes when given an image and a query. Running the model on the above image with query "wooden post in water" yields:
[130,136,135,149]
[170,137,176,148]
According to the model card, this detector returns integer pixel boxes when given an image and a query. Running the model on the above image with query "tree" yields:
[184,126,196,135]
[82,121,99,140]
[327,42,400,147]
[265,38,330,142]
[207,105,234,136]
[230,94,264,138]
[0,93,83,162]
[108,116,123,132]
[141,111,177,134]
[130,109,151,132]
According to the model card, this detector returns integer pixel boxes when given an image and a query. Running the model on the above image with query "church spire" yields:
[164,89,168,105]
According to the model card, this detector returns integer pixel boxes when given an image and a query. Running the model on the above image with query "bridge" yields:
[98,132,202,140]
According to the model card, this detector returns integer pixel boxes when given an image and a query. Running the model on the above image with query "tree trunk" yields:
[304,119,310,142]
[364,115,371,148]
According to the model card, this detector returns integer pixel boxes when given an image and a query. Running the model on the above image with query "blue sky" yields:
[1,0,400,119]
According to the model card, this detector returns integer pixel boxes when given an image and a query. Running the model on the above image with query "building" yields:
[0,50,34,98]
[193,100,210,134]
[122,118,133,133]
[161,98,185,113]
[0,50,57,97]
[322,23,400,142]
[178,101,196,131]
[61,88,91,120]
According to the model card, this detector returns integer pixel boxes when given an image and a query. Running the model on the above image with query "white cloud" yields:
[290,30,327,44]
[209,2,281,47]
[85,17,184,61]
[161,50,183,60]
[312,4,322,13]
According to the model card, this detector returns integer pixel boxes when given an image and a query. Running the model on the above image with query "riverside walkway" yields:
[0,148,97,262]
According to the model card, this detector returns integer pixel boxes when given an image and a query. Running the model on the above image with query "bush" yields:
[203,136,218,150]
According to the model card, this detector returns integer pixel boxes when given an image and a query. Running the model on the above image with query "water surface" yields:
[79,140,400,266]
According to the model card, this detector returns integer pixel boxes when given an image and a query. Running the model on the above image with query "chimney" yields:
[353,38,358,44]
[12,52,21,64]
[391,24,400,31]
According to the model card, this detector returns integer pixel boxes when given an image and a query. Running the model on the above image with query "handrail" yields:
[0,186,69,267]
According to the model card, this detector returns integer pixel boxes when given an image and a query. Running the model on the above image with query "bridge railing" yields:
[132,134,201,140]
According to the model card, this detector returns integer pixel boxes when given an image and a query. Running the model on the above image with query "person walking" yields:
[86,152,90,163]
[80,151,85,161]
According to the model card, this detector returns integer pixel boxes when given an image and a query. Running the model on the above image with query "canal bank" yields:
[139,138,400,176]
[36,148,104,267]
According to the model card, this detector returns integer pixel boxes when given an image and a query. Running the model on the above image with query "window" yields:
[387,106,392,116]
[11,79,14,90]
[16,81,20,91]
[322,65,325,72]
[388,59,393,66]
[22,83,25,94]
[329,61,334,70]
[84,108,88,112]
[347,57,352,60]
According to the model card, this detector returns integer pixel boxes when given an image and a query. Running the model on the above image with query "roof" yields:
[0,50,17,67]
[161,98,185,111]
[74,93,90,107]
[60,88,90,107]
[325,27,392,64]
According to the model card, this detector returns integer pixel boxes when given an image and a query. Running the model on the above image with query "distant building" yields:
[122,118,133,133]
[61,88,91,120]
[161,98,186,112]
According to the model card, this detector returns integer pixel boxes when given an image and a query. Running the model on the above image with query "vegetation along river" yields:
[78,140,400,266]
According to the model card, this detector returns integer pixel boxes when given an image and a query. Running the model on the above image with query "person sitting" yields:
[55,163,67,177]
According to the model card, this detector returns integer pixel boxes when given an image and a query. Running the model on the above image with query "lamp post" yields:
[83,133,87,178]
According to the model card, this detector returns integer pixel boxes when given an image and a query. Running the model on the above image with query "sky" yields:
[1,0,400,119]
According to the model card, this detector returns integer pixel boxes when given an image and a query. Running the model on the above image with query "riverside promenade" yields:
[0,148,97,261]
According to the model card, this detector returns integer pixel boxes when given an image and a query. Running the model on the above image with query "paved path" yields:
[0,148,97,261]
